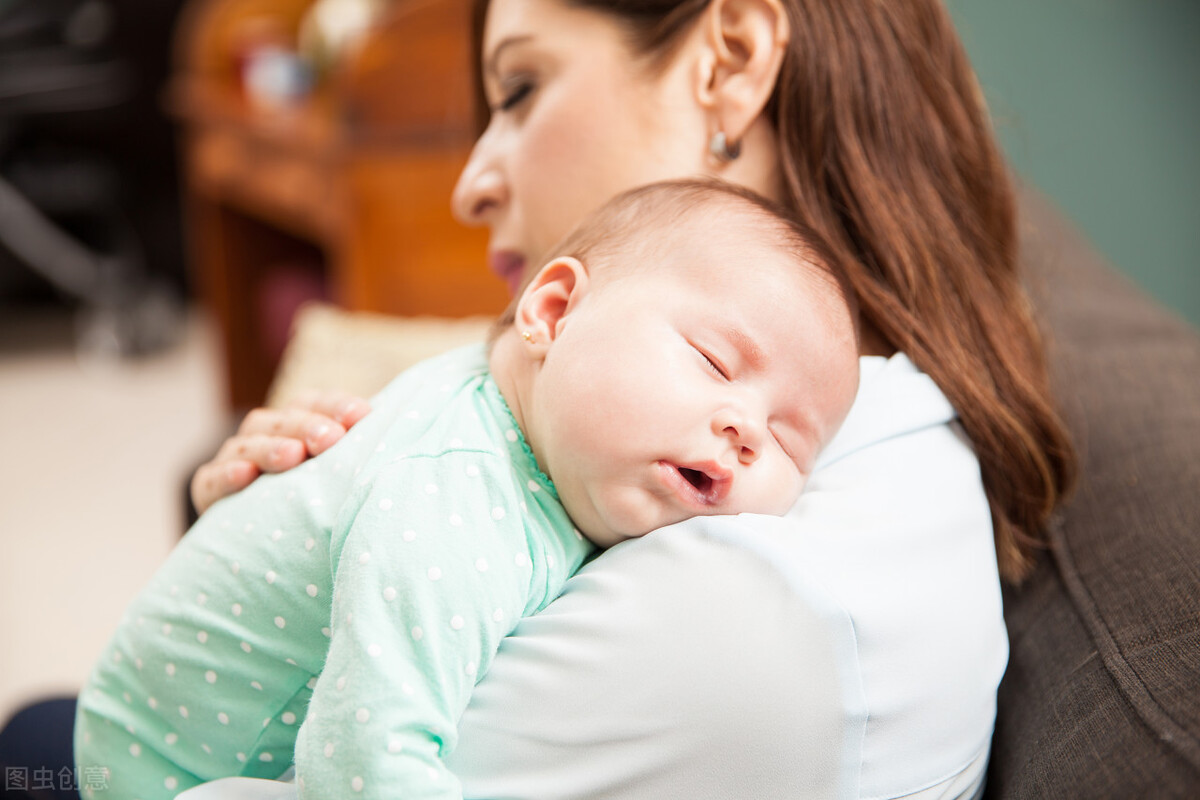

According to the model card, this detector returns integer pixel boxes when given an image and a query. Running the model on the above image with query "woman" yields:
[187,0,1074,796]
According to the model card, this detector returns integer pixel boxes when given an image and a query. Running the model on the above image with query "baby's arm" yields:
[294,452,539,800]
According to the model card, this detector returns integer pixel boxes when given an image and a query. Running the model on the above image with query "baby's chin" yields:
[570,498,718,549]
[571,508,646,549]
[567,494,665,550]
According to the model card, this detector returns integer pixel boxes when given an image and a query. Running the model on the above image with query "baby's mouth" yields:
[678,467,713,494]
[663,462,732,507]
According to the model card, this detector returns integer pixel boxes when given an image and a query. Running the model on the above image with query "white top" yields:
[178,353,1007,800]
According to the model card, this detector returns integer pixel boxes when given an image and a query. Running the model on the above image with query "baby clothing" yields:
[74,344,594,800]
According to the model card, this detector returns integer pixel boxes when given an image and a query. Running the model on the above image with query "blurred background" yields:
[950,0,1200,332]
[0,0,1197,755]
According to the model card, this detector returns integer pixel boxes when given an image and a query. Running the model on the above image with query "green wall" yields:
[948,0,1200,328]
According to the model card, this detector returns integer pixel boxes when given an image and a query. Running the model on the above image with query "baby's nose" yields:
[713,408,765,465]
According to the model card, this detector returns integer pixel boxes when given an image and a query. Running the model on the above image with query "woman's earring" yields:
[709,130,742,162]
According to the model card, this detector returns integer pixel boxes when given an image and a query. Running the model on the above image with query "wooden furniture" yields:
[170,0,505,410]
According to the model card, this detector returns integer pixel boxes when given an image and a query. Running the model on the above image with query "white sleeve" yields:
[447,354,1006,800]
[448,517,861,800]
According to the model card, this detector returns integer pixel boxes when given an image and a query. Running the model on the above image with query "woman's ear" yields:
[695,0,789,145]
[513,257,590,357]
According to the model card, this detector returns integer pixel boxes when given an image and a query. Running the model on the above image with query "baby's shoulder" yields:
[341,347,515,488]
[322,344,492,465]
[371,343,490,413]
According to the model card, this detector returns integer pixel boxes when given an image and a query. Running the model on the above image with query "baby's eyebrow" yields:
[723,326,767,371]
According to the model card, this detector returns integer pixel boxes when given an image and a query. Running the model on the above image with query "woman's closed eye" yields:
[497,77,535,112]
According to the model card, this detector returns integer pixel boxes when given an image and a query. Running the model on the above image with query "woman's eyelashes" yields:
[497,77,535,112]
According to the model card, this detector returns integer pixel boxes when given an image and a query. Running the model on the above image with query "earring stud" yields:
[521,330,533,342]
[709,130,742,162]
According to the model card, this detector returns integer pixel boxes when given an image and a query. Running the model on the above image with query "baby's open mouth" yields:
[662,461,731,507]
[678,467,713,494]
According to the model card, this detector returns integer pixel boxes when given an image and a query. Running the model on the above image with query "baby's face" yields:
[525,231,859,548]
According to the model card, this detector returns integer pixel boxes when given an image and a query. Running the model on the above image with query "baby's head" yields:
[490,180,859,547]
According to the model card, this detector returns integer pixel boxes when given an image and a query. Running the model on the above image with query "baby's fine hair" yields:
[492,179,856,340]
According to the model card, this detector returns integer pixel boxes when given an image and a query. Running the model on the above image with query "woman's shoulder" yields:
[813,352,958,471]
[786,352,1005,798]
[447,351,1002,800]
[643,352,1004,798]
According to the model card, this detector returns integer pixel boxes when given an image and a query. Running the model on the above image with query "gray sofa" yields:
[984,188,1200,797]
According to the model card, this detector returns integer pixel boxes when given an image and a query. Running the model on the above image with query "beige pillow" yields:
[267,302,494,408]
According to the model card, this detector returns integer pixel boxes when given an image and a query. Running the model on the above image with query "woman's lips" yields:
[488,251,527,296]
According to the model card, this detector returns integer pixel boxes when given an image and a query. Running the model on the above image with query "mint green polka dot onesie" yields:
[74,344,594,800]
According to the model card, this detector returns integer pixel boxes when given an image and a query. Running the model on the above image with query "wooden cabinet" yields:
[170,0,505,409]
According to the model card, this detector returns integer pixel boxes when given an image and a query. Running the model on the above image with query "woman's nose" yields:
[452,135,507,228]
[713,406,766,465]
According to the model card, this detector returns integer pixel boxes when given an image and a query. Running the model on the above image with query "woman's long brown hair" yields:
[472,0,1076,583]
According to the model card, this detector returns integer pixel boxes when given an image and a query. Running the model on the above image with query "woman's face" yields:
[452,0,714,293]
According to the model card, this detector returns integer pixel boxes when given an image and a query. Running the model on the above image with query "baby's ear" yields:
[514,257,589,354]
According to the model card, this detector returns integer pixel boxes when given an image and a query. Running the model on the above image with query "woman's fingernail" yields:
[309,424,331,443]
[338,399,368,420]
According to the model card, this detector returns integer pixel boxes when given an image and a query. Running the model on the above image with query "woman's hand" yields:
[190,390,371,515]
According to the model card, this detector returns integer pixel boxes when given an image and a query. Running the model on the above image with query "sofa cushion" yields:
[986,187,1200,797]
[266,303,493,408]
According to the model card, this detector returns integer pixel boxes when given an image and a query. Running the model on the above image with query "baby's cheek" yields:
[764,457,806,516]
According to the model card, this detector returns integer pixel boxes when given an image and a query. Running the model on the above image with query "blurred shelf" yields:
[171,0,504,409]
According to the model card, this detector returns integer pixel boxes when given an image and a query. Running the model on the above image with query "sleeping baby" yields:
[75,178,860,799]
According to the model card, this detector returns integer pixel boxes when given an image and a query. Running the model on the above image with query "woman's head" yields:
[452,0,790,293]
[457,0,1076,582]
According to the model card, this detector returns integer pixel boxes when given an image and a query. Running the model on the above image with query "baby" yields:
[74,179,860,800]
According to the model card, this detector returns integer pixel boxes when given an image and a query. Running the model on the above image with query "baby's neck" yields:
[488,329,539,469]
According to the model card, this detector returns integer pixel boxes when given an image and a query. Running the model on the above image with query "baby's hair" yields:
[490,178,857,343]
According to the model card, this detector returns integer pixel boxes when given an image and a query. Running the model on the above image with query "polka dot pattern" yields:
[73,349,594,798]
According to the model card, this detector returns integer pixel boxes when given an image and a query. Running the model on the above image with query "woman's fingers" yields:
[191,457,259,516]
[190,394,371,515]
[287,389,372,431]
[214,432,309,471]
[238,406,352,457]
[192,432,310,513]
